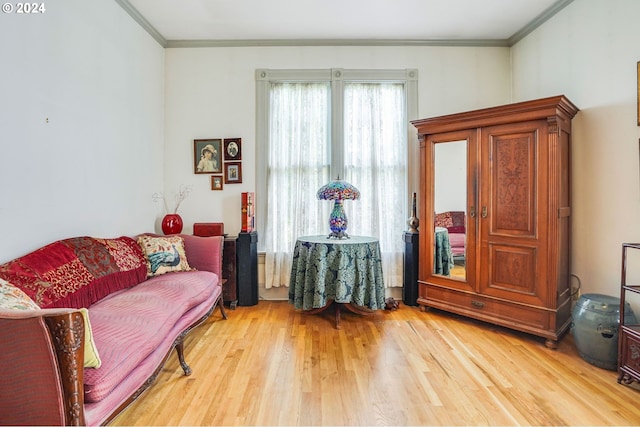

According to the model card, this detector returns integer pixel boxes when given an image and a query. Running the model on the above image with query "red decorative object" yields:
[241,192,254,232]
[161,214,183,235]
[193,222,224,237]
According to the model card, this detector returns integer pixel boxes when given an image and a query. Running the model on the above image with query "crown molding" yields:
[165,38,511,48]
[114,0,167,47]
[508,0,574,45]
[115,0,573,49]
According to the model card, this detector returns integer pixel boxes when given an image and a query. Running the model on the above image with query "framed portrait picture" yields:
[194,139,222,174]
[211,175,223,191]
[224,138,242,161]
[224,162,243,184]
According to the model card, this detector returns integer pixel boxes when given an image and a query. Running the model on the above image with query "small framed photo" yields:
[224,138,242,161]
[194,139,222,174]
[224,162,242,184]
[211,175,223,191]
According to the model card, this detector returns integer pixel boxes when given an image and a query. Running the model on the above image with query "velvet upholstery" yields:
[0,234,225,426]
[0,315,66,426]
[84,270,218,403]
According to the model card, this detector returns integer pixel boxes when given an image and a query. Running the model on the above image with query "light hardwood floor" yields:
[111,301,640,426]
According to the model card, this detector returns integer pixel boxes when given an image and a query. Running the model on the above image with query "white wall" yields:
[164,46,511,299]
[0,0,165,263]
[511,0,640,296]
[164,46,511,236]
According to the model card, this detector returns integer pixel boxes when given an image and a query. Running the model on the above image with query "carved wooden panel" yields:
[489,244,536,295]
[490,131,536,237]
[44,312,85,427]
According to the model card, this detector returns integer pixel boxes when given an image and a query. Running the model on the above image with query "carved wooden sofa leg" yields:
[173,294,227,378]
[217,294,228,320]
[175,339,192,376]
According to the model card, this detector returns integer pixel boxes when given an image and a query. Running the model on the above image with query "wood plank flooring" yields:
[111,301,640,426]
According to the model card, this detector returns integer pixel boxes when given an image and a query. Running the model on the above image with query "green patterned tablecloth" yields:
[435,227,454,276]
[288,235,386,311]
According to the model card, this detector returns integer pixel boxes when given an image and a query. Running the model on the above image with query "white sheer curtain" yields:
[343,83,407,287]
[264,83,330,288]
[263,81,408,289]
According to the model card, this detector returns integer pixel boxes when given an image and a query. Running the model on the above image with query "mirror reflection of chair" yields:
[435,211,465,279]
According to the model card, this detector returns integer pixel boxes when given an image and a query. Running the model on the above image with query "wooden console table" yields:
[288,235,386,328]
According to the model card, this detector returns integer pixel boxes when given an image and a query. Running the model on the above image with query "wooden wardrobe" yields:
[412,95,579,348]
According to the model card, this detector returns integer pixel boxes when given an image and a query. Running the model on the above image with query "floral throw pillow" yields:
[0,278,40,310]
[137,235,193,277]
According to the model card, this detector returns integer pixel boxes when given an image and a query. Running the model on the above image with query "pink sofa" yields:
[0,233,226,426]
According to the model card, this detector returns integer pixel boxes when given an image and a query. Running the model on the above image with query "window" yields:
[256,69,418,289]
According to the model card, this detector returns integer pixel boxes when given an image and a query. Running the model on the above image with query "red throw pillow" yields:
[434,212,453,228]
[0,236,147,309]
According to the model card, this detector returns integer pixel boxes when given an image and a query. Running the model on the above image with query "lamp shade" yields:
[316,179,360,201]
[317,178,360,239]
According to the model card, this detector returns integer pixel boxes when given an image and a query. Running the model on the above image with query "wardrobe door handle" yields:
[469,207,476,218]
[481,206,487,218]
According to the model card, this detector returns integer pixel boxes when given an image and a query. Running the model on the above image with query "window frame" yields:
[255,68,419,252]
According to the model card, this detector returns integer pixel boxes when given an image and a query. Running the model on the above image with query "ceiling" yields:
[118,0,573,48]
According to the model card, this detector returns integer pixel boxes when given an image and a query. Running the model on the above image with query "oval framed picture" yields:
[224,138,242,161]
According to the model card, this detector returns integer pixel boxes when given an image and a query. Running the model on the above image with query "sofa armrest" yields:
[179,234,224,279]
[140,233,224,280]
[0,309,85,426]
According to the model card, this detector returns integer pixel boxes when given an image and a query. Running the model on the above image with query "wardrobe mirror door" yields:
[433,140,467,280]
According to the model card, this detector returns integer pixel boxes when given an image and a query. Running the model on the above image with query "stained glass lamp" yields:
[317,177,360,239]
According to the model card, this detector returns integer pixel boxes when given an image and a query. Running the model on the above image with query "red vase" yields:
[161,214,183,235]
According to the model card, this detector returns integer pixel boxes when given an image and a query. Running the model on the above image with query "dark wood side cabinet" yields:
[412,95,579,348]
[237,231,258,306]
[403,231,419,306]
[222,237,238,309]
[618,243,640,384]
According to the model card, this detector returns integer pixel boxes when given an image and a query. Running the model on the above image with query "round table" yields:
[288,235,386,328]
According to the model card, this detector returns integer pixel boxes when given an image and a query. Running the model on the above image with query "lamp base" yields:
[326,231,350,239]
[327,199,351,239]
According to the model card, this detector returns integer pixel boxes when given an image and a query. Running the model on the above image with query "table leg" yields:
[305,300,341,329]
[304,300,373,330]
[343,303,375,315]
[305,299,334,315]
